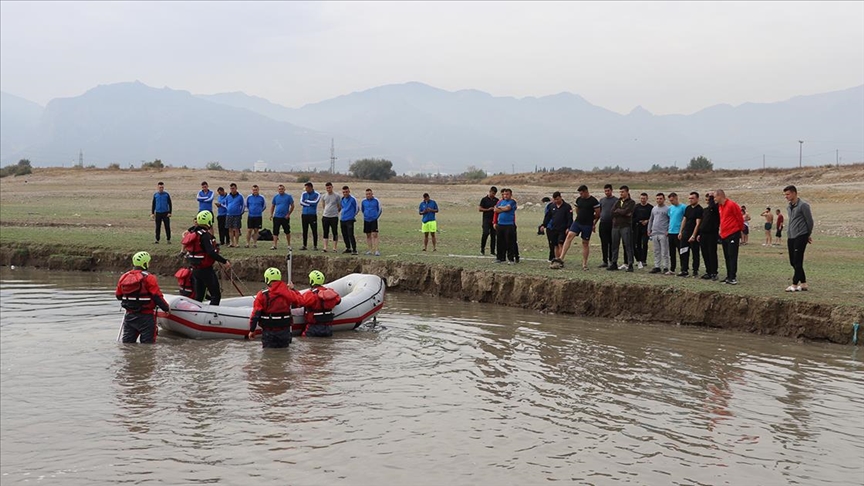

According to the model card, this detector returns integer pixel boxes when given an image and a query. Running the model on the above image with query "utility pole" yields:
[836,149,839,167]
[798,140,803,168]
[78,149,84,168]
[329,139,337,174]
[763,154,765,170]
[512,163,515,174]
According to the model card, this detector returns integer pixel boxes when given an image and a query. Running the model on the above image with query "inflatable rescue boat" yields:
[157,273,385,339]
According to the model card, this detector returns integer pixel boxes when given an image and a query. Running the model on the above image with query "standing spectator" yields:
[715,189,745,285]
[320,182,340,252]
[539,196,554,261]
[269,184,295,251]
[419,192,439,252]
[542,191,573,264]
[479,187,499,256]
[773,209,785,246]
[553,185,599,271]
[340,186,360,255]
[197,181,214,215]
[784,185,814,292]
[299,182,320,251]
[609,185,636,272]
[699,191,720,280]
[225,183,245,248]
[760,207,774,246]
[151,181,172,244]
[741,206,751,245]
[244,184,266,248]
[647,193,671,274]
[678,192,703,277]
[494,188,518,264]
[597,184,618,268]
[361,188,383,256]
[666,192,686,273]
[214,186,229,246]
[632,192,653,269]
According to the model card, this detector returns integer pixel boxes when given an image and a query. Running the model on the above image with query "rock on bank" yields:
[1,243,860,345]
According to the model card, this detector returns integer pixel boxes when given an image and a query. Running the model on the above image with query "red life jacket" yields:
[259,283,295,329]
[119,270,154,311]
[182,228,216,268]
[311,286,342,312]
[303,286,342,333]
[174,267,193,296]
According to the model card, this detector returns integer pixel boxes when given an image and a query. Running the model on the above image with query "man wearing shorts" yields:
[419,192,439,252]
[361,188,382,256]
[760,207,774,246]
[270,184,295,251]
[225,183,245,248]
[541,191,572,266]
[340,186,360,255]
[552,185,599,270]
[245,184,266,248]
[320,182,340,252]
[773,209,784,246]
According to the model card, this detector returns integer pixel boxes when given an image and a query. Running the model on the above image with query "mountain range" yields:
[2,81,862,173]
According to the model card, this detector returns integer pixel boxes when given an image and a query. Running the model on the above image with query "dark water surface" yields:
[1,268,862,485]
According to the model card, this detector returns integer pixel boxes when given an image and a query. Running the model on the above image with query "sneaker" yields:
[494,260,504,264]
[300,246,307,251]
[711,274,718,281]
[549,261,563,269]
[800,283,809,291]
[618,264,628,270]
[599,262,608,268]
[582,265,589,271]
[507,261,515,265]
[626,266,634,273]
[481,249,486,256]
[252,243,257,248]
[153,240,159,244]
[365,250,372,255]
[607,265,619,271]
[351,251,358,255]
[693,273,700,278]
[649,267,662,274]
[700,273,712,280]
[664,269,674,275]
[322,249,328,253]
[785,285,801,292]
[374,251,380,256]
[637,261,644,269]
[342,249,352,254]
[677,271,689,277]
[270,246,277,250]
[725,279,738,285]
[313,247,318,251]
[515,257,520,263]
[244,244,250,248]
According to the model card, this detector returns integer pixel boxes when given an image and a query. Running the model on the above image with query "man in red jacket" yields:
[715,189,745,285]
[300,270,342,337]
[116,251,170,343]
[248,267,303,348]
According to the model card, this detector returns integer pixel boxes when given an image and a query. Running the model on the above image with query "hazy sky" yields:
[2,1,862,115]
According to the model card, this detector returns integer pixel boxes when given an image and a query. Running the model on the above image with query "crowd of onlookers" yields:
[149,180,815,293]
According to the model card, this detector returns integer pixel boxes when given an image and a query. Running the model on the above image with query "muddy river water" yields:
[0,268,862,485]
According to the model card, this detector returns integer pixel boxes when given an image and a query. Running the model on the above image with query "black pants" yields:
[633,223,649,264]
[496,224,517,262]
[680,233,700,273]
[341,219,357,252]
[217,215,228,245]
[788,235,809,284]
[598,221,613,264]
[667,234,681,272]
[154,212,171,242]
[122,312,157,344]
[546,229,559,261]
[700,233,719,275]
[611,225,633,266]
[721,231,741,281]
[301,214,318,248]
[192,266,221,305]
[261,328,293,348]
[481,220,496,253]
[322,216,338,240]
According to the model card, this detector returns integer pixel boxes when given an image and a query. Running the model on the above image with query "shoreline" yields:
[2,242,860,345]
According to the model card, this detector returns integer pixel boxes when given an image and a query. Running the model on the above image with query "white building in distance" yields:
[253,160,267,172]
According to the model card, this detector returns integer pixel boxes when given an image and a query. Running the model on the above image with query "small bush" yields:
[107,163,121,170]
[296,175,311,183]
[206,162,225,171]
[141,159,164,170]
[0,159,32,178]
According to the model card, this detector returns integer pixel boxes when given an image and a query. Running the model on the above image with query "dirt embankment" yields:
[2,243,860,345]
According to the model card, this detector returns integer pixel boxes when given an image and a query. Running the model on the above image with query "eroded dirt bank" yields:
[2,243,860,344]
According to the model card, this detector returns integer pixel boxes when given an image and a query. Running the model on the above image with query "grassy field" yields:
[1,166,863,308]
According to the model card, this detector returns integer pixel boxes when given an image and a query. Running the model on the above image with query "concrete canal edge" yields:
[2,243,861,345]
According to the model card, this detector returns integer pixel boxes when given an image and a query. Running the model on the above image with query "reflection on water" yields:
[0,267,862,485]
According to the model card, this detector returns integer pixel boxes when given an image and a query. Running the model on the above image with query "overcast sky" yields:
[2,1,862,115]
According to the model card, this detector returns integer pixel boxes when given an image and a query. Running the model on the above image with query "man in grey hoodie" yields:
[647,193,671,274]
[784,185,814,292]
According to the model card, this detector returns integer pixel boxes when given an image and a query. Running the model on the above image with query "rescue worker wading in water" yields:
[247,267,303,348]
[174,267,194,297]
[115,251,170,343]
[300,270,342,337]
[183,210,230,305]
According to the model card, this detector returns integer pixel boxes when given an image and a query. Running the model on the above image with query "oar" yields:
[116,312,125,342]
[222,264,245,296]
[286,248,293,284]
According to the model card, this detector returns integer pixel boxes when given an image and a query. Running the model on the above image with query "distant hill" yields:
[0,91,44,160]
[203,82,864,172]
[4,81,862,172]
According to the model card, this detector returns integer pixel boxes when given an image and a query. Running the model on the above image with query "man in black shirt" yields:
[541,191,573,263]
[552,185,600,270]
[698,191,719,280]
[632,192,653,269]
[479,186,498,255]
[678,191,703,277]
